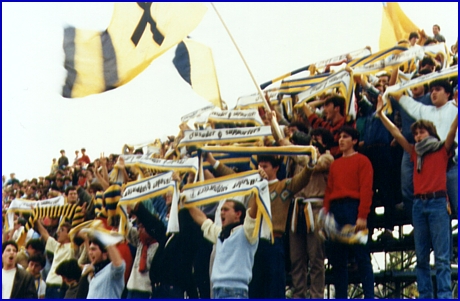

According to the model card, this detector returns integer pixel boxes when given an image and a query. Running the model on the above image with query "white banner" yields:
[314,47,371,70]
[121,155,199,174]
[7,196,65,230]
[118,171,180,234]
[182,170,273,240]
[179,126,273,147]
[353,47,425,75]
[181,105,216,123]
[296,70,352,106]
[383,64,458,103]
[207,109,264,126]
[235,91,279,109]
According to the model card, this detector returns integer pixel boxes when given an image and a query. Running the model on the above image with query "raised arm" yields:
[445,110,458,151]
[33,219,50,242]
[106,243,123,268]
[188,206,207,226]
[376,95,413,154]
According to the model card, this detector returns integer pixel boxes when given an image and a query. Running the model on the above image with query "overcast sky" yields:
[2,2,458,180]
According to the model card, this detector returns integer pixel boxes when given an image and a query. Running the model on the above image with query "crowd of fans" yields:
[2,26,458,299]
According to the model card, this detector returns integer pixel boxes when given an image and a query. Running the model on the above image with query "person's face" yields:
[165,193,172,206]
[61,152,65,157]
[26,245,38,257]
[67,190,78,204]
[430,86,449,107]
[57,227,70,244]
[323,102,336,121]
[378,76,389,86]
[2,244,17,269]
[75,151,79,156]
[258,161,279,180]
[88,242,106,265]
[413,128,430,143]
[433,26,440,35]
[409,37,418,46]
[410,85,425,98]
[27,261,43,276]
[220,201,241,227]
[288,126,299,136]
[26,186,34,196]
[338,132,357,153]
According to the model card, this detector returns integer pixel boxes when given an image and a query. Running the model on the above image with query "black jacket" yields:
[9,267,38,299]
[133,203,202,298]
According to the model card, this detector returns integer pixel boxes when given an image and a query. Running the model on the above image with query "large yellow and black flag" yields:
[173,38,222,108]
[379,2,421,51]
[62,2,207,98]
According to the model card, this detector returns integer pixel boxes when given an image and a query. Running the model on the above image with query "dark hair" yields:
[226,200,246,224]
[288,121,309,134]
[409,32,419,40]
[26,239,45,254]
[55,259,82,281]
[311,127,335,150]
[410,120,440,141]
[88,236,107,253]
[2,240,18,254]
[257,155,283,168]
[324,95,345,116]
[89,183,104,193]
[424,37,437,46]
[338,126,360,150]
[28,254,46,268]
[60,222,72,233]
[433,24,440,31]
[429,79,452,96]
[65,186,77,196]
[420,56,436,68]
[291,131,311,146]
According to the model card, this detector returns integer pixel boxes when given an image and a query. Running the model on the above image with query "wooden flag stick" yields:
[211,3,284,141]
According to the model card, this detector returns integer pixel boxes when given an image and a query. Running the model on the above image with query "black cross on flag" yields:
[131,2,165,47]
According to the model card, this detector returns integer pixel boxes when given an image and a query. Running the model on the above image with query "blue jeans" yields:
[446,163,458,216]
[325,199,375,299]
[401,150,414,221]
[248,237,285,299]
[413,197,452,299]
[213,287,248,299]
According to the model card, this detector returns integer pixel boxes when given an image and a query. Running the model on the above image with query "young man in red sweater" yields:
[323,126,375,299]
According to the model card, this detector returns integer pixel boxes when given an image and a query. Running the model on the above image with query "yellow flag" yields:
[173,38,222,108]
[63,3,207,98]
[379,3,419,51]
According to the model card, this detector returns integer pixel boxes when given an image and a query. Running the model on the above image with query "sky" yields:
[2,2,458,181]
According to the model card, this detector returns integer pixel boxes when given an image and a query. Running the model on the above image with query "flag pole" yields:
[211,3,284,141]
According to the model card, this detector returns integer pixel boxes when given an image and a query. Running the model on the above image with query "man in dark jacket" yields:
[2,240,37,299]
[130,202,202,298]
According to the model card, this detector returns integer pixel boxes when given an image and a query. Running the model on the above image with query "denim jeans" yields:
[446,163,458,216]
[325,199,375,299]
[413,197,452,299]
[401,150,414,222]
[248,237,285,299]
[213,287,248,299]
